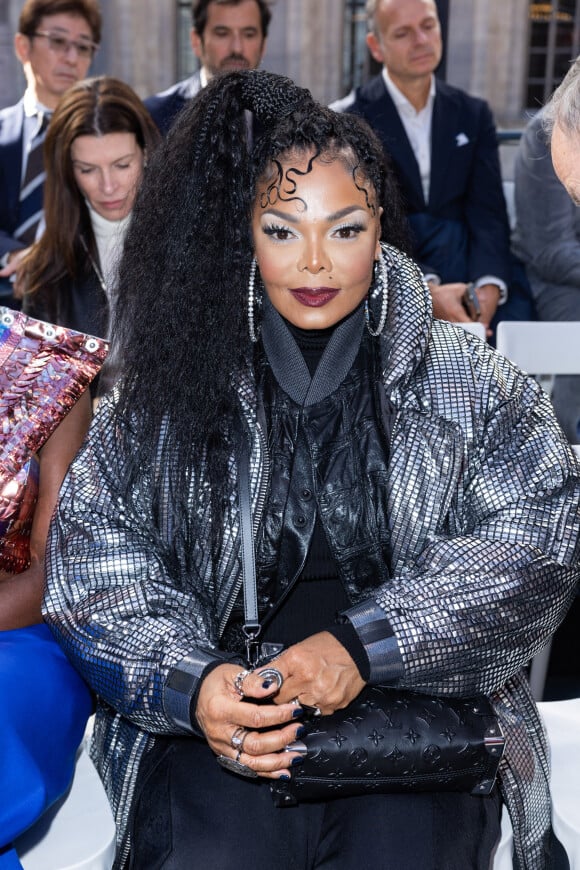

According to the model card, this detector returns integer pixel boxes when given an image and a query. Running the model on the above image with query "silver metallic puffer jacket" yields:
[43,248,580,869]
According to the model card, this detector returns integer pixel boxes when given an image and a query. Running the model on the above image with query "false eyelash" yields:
[262,223,292,235]
[334,222,365,234]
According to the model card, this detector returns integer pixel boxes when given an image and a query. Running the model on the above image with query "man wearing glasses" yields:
[0,0,102,307]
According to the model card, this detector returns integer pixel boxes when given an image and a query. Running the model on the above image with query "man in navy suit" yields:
[145,0,270,137]
[332,0,511,334]
[0,0,101,306]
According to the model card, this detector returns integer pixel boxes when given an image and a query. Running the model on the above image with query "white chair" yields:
[453,321,487,340]
[495,321,580,379]
[493,698,580,869]
[495,321,580,700]
[14,743,116,870]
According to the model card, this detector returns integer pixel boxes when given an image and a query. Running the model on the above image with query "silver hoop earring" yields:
[248,257,261,343]
[365,245,389,336]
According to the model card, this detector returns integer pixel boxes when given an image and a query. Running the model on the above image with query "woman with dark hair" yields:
[43,71,579,869]
[19,75,159,340]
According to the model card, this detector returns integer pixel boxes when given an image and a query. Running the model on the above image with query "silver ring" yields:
[216,754,259,779]
[233,669,251,697]
[291,698,322,717]
[230,726,248,751]
[257,667,284,690]
[301,702,323,718]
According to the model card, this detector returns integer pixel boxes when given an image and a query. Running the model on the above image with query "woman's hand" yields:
[195,663,306,779]
[242,632,366,716]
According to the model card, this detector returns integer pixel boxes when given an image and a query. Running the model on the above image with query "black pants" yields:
[128,736,502,870]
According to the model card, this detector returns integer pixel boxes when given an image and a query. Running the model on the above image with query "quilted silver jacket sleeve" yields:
[42,392,234,736]
[346,324,580,693]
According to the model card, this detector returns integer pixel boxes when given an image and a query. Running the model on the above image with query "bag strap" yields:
[238,436,261,664]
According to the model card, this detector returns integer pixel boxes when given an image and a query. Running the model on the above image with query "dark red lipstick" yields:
[289,287,339,307]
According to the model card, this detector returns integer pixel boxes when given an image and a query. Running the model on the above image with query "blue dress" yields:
[0,624,92,868]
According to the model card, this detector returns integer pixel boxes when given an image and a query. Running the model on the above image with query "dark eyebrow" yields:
[72,152,135,167]
[260,205,367,223]
[50,25,93,40]
[327,205,368,222]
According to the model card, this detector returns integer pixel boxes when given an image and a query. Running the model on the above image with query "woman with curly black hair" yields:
[43,71,579,869]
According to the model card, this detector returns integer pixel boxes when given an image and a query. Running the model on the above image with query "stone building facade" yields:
[0,0,577,127]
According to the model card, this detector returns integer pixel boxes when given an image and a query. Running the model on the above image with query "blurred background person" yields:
[516,57,580,443]
[0,0,102,307]
[332,0,511,337]
[512,99,580,444]
[19,75,159,365]
[145,0,271,136]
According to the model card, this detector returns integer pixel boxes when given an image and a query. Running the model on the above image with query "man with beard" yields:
[145,0,271,136]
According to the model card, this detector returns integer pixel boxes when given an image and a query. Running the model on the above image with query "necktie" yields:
[15,112,50,245]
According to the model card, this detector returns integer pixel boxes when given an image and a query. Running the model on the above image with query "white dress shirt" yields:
[381,70,507,300]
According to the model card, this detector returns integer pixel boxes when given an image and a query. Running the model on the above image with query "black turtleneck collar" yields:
[260,296,366,406]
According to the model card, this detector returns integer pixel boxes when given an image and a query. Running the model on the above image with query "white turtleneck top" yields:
[86,202,132,302]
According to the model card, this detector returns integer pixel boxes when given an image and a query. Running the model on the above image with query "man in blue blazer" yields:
[145,0,270,137]
[0,0,100,307]
[333,0,511,335]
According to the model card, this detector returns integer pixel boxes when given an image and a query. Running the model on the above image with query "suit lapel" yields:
[0,102,25,216]
[428,83,461,209]
[361,78,425,209]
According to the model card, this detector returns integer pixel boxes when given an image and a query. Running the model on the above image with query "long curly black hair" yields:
[112,70,409,535]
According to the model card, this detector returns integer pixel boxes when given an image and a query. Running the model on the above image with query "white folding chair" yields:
[495,321,580,701]
[495,321,580,379]
[493,698,580,869]
[452,321,487,340]
[15,742,116,870]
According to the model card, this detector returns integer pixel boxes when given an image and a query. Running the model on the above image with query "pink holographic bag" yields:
[0,306,108,572]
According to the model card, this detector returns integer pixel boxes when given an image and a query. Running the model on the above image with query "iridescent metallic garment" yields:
[43,248,580,869]
[0,307,108,572]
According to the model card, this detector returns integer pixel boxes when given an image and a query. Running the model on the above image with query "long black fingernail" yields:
[279,774,291,781]
[292,708,303,718]
[291,756,304,766]
[296,726,307,738]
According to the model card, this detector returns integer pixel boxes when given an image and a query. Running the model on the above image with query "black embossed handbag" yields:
[236,442,505,808]
[269,686,504,807]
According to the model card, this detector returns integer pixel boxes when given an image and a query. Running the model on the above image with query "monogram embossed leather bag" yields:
[269,686,504,807]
